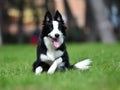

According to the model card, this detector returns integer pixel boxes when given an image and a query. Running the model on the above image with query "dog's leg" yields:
[40,54,50,61]
[35,66,43,75]
[47,58,62,74]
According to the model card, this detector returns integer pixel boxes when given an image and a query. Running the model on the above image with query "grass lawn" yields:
[0,43,120,90]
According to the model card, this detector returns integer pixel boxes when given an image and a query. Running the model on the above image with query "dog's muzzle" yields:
[48,35,60,48]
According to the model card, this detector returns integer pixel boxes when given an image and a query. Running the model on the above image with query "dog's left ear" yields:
[54,10,64,24]
[43,11,52,25]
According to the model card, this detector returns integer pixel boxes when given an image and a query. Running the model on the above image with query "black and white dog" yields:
[32,11,91,74]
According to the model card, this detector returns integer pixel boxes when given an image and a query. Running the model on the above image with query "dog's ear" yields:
[54,10,64,24]
[43,11,52,24]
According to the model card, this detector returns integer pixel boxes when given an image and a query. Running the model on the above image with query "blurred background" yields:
[0,0,120,45]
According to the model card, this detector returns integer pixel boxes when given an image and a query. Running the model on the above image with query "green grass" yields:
[0,43,120,90]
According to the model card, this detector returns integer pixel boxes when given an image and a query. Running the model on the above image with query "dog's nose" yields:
[55,34,60,38]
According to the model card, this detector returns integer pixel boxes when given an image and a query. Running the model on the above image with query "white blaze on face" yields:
[48,21,64,48]
[53,21,59,30]
[50,21,61,38]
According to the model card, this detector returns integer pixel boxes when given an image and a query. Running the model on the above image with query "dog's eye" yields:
[49,26,53,30]
[47,24,53,30]
[58,24,63,30]
[58,27,61,30]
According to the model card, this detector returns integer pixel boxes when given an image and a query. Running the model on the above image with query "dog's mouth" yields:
[48,35,60,48]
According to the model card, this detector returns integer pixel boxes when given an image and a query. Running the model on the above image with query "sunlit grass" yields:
[0,43,120,90]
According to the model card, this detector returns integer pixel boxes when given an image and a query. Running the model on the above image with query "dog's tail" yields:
[73,59,92,70]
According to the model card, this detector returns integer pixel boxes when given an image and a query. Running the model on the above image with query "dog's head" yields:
[41,10,66,48]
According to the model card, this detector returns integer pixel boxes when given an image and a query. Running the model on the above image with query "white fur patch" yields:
[35,66,43,75]
[42,36,63,65]
[47,58,62,74]
[53,21,59,29]
[40,44,63,65]
[74,59,92,70]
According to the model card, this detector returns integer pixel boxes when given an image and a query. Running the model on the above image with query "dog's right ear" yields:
[43,11,52,25]
[54,10,64,24]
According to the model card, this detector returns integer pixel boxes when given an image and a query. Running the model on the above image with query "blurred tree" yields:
[17,0,24,43]
[45,0,55,14]
[0,0,7,45]
[45,0,48,10]
[30,0,39,28]
[0,5,3,45]
[63,0,84,42]
[86,0,97,42]
[89,0,116,44]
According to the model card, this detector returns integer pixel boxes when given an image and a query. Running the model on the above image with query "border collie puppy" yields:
[32,11,91,74]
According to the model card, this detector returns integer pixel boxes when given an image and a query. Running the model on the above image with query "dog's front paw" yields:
[47,64,57,74]
[47,61,58,74]
[47,69,55,74]
[47,58,63,74]
[35,66,43,75]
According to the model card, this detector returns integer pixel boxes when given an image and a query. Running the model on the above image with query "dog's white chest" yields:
[41,36,64,65]
[40,50,63,65]
[47,50,63,61]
